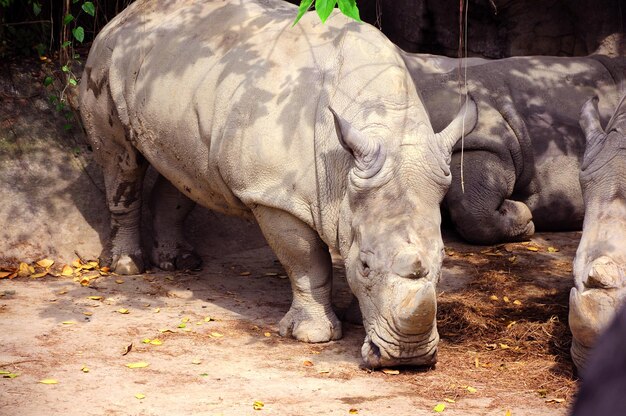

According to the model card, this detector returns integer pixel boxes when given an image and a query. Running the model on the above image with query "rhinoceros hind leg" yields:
[446,151,535,244]
[99,144,148,275]
[252,206,342,343]
[150,175,202,271]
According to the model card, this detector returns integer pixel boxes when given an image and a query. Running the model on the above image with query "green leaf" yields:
[315,0,336,23]
[63,14,74,25]
[43,76,53,87]
[292,0,314,26]
[63,124,73,131]
[337,0,361,22]
[33,2,42,16]
[61,40,72,48]
[82,2,95,16]
[72,26,85,43]
[61,65,70,73]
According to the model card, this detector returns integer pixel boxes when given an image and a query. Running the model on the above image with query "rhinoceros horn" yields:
[580,96,605,142]
[434,94,478,153]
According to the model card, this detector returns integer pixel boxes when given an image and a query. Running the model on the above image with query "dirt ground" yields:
[0,59,580,415]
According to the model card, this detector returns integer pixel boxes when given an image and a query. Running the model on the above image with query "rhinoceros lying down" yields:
[569,95,626,370]
[402,52,626,244]
[79,0,477,367]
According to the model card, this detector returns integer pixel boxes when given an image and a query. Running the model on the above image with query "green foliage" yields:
[294,0,361,25]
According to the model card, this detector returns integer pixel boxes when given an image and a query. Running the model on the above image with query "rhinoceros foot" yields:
[279,306,342,343]
[111,252,144,275]
[151,243,202,272]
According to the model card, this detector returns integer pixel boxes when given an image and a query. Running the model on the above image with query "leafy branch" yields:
[294,0,361,26]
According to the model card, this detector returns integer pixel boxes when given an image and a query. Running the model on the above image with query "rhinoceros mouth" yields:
[360,330,439,368]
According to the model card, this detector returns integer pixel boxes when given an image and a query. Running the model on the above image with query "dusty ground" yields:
[0,59,579,415]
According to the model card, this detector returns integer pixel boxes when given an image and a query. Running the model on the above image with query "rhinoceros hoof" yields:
[155,251,202,271]
[279,308,342,343]
[112,253,144,275]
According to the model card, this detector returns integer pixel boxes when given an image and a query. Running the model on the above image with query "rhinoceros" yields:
[79,0,477,368]
[402,52,626,244]
[569,95,626,370]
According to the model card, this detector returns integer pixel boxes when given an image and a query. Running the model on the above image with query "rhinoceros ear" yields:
[433,94,478,154]
[580,96,605,143]
[329,106,386,179]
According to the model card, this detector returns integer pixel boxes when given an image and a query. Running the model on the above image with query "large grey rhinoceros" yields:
[402,52,626,244]
[569,95,626,370]
[79,0,477,368]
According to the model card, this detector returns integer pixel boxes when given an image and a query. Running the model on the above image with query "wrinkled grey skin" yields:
[402,53,626,244]
[79,0,477,367]
[569,95,626,371]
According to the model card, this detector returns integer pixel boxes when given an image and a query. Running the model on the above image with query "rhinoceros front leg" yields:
[252,206,342,343]
[150,175,202,271]
[446,150,535,244]
[99,143,148,275]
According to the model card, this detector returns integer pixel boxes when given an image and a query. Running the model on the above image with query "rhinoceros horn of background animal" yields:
[570,95,626,370]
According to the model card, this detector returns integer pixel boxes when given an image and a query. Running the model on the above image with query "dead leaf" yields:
[264,332,271,337]
[545,398,565,404]
[318,369,331,374]
[210,332,224,338]
[349,409,358,414]
[158,328,174,333]
[264,272,278,276]
[382,368,400,375]
[81,366,89,373]
[150,339,162,346]
[87,296,103,301]
[526,246,539,252]
[499,343,510,349]
[37,259,54,268]
[465,386,477,393]
[489,295,499,301]
[513,300,522,305]
[135,393,146,400]
[536,389,548,398]
[18,262,31,278]
[153,308,160,313]
[192,358,202,365]
[115,279,124,284]
[503,296,510,303]
[62,321,76,325]
[2,373,19,378]
[204,316,214,322]
[508,255,517,263]
[178,323,186,328]
[433,403,446,412]
[240,271,251,276]
[117,308,129,314]
[30,271,48,278]
[83,311,93,316]
[181,317,190,323]
[505,410,512,416]
[486,343,497,350]
[303,360,314,367]
[125,361,149,369]
[122,343,133,356]
[547,246,559,253]
[39,379,58,384]
[0,271,11,279]
[443,398,455,403]
[61,265,74,276]
[506,321,517,329]
[253,401,264,410]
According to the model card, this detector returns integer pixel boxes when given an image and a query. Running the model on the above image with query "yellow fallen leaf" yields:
[204,316,214,322]
[489,295,499,301]
[181,317,190,323]
[0,371,10,375]
[499,343,510,349]
[508,255,517,263]
[142,338,151,344]
[30,271,48,278]
[18,262,31,277]
[264,332,271,337]
[159,328,174,333]
[382,368,400,375]
[178,323,187,328]
[87,296,103,301]
[505,410,512,416]
[61,265,74,276]
[71,259,83,268]
[547,247,559,253]
[115,279,124,284]
[303,360,314,367]
[503,296,510,303]
[58,290,67,295]
[153,308,160,313]
[506,321,517,329]
[349,409,358,415]
[264,272,278,276]
[83,311,93,316]
[443,398,455,403]
[318,369,331,374]
[37,259,54,268]
[125,362,149,369]
[39,379,58,384]
[526,246,539,252]
[117,308,129,314]
[150,339,162,346]
[81,366,89,373]
[253,401,264,410]
[192,358,202,365]
[513,300,522,305]
[466,386,477,393]
[240,271,251,276]
[0,271,12,279]
[210,332,224,338]
[433,403,446,412]
[2,373,19,378]
[545,398,565,404]
[62,321,76,325]
[135,393,146,399]
[475,356,480,368]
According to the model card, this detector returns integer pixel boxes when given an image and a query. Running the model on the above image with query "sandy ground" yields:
[0,59,578,415]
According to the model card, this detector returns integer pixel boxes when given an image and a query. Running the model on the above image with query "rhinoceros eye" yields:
[361,261,371,276]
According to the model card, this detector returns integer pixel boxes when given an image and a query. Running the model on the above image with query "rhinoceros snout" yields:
[584,256,625,290]
[360,335,438,369]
